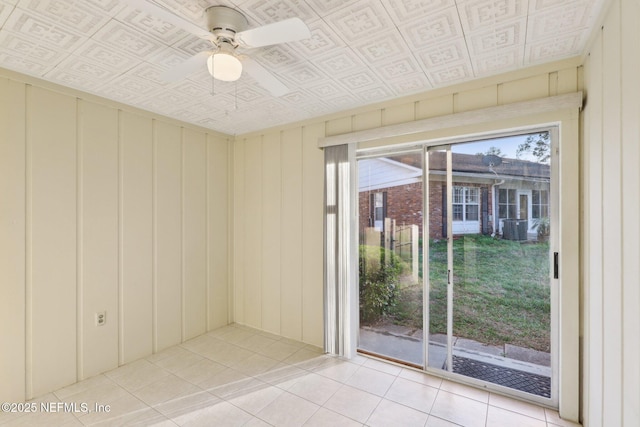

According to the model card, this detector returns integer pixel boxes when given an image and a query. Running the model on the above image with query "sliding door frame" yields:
[329,93,580,420]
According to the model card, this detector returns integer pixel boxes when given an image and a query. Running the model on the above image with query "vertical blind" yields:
[323,144,353,356]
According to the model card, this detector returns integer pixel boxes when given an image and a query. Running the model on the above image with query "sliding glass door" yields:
[357,150,424,366]
[357,131,556,403]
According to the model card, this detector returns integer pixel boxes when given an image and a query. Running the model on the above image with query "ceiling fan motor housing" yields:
[206,6,248,42]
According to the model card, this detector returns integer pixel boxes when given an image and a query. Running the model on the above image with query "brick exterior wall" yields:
[359,181,494,240]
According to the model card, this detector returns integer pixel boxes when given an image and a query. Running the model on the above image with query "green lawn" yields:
[389,235,551,352]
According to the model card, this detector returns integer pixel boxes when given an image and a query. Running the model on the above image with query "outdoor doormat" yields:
[451,355,551,398]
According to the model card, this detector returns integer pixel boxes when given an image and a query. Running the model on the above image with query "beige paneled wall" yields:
[233,61,582,348]
[0,75,231,401]
[582,0,640,426]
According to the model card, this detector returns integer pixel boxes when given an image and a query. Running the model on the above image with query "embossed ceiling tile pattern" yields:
[305,78,349,99]
[103,73,162,97]
[92,20,164,59]
[384,0,455,23]
[279,60,327,86]
[252,44,303,70]
[397,6,464,51]
[115,5,191,45]
[50,54,120,82]
[173,35,213,56]
[386,73,432,95]
[351,31,411,64]
[44,68,108,92]
[525,31,585,65]
[313,47,366,77]
[149,88,194,108]
[290,18,345,56]
[324,0,393,41]
[0,51,51,74]
[0,0,609,134]
[125,61,172,85]
[375,55,425,81]
[528,2,592,40]
[303,0,350,16]
[417,38,471,71]
[170,79,212,98]
[472,45,525,76]
[157,0,232,24]
[17,0,111,34]
[356,84,396,103]
[321,94,361,111]
[240,0,318,23]
[75,39,140,70]
[457,0,526,34]
[0,2,15,27]
[426,59,474,86]
[528,0,581,13]
[147,46,191,70]
[0,30,67,64]
[234,85,269,103]
[4,7,87,51]
[466,18,526,56]
[338,68,387,94]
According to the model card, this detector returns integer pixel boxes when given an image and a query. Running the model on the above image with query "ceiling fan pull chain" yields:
[210,56,215,96]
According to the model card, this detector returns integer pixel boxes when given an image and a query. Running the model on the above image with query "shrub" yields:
[359,245,402,324]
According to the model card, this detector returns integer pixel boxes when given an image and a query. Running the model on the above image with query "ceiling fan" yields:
[128,0,311,96]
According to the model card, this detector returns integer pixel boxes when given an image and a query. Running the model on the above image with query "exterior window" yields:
[532,189,549,219]
[498,189,517,219]
[453,186,479,221]
[370,191,387,231]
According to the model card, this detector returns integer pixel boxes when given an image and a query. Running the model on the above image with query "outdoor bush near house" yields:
[359,245,404,324]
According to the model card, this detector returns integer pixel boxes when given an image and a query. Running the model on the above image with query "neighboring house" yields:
[358,151,550,240]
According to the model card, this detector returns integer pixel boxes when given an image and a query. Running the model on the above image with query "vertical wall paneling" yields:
[620,0,640,423]
[119,111,153,364]
[0,73,233,400]
[78,101,119,379]
[416,94,454,119]
[261,133,282,334]
[154,121,183,351]
[556,68,578,95]
[301,123,325,347]
[500,75,550,104]
[28,87,77,397]
[559,111,581,423]
[243,136,263,328]
[353,110,382,131]
[325,116,353,136]
[280,128,303,340]
[0,78,26,402]
[601,2,623,424]
[586,28,604,427]
[182,129,208,340]
[454,85,498,112]
[382,104,415,126]
[208,135,229,329]
[233,139,246,324]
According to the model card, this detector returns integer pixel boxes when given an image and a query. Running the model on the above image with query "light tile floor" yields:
[0,324,581,427]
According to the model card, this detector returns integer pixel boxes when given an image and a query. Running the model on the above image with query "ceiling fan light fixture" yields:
[207,50,242,82]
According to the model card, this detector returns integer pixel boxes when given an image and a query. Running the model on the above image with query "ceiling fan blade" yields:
[241,57,289,97]
[236,18,311,48]
[161,51,212,82]
[127,0,214,41]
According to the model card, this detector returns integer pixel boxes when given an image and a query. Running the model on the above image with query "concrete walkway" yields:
[359,325,551,378]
